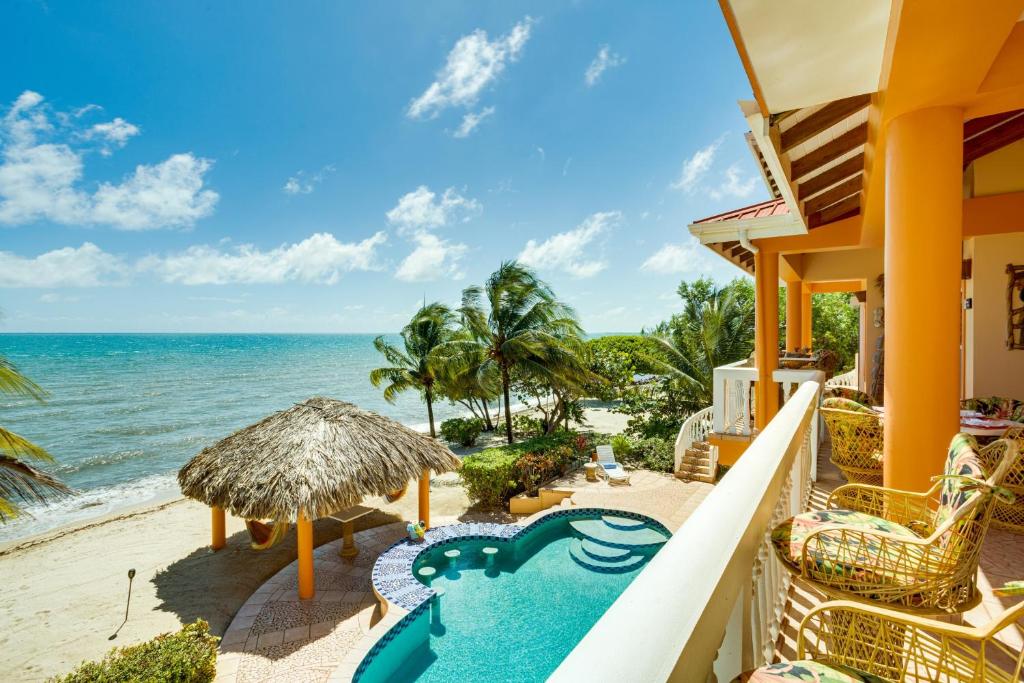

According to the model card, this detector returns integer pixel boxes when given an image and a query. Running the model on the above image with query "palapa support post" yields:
[211,506,226,550]
[297,510,315,600]
[340,521,358,558]
[418,468,430,529]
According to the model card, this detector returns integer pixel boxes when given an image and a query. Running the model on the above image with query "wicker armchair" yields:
[981,425,1024,533]
[772,435,1019,613]
[737,598,1024,682]
[821,398,884,485]
[823,386,875,407]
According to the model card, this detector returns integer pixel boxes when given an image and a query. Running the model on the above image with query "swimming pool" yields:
[355,510,670,682]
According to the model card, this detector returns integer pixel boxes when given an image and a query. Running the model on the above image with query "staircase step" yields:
[690,441,712,452]
[568,539,646,573]
[569,519,669,549]
[601,514,647,531]
[579,538,632,561]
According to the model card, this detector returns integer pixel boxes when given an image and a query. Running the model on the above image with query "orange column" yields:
[297,511,314,599]
[800,287,812,350]
[785,281,803,352]
[418,469,430,529]
[883,106,963,491]
[211,506,226,550]
[754,250,781,430]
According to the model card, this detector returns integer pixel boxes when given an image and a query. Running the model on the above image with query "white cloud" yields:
[144,232,387,285]
[641,239,712,275]
[0,243,128,288]
[0,90,218,230]
[453,107,495,138]
[91,154,219,230]
[518,211,619,278]
[39,292,81,303]
[84,117,140,155]
[283,164,336,195]
[407,17,533,119]
[584,45,625,87]
[395,231,467,282]
[386,185,480,233]
[671,138,722,193]
[709,164,758,200]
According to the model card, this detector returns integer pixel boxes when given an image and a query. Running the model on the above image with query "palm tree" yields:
[457,262,585,443]
[646,279,755,411]
[370,303,456,438]
[434,336,501,430]
[1,357,69,522]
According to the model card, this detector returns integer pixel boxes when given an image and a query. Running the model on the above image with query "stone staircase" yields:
[674,440,717,484]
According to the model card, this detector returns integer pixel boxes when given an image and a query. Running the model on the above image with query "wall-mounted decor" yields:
[1008,264,1024,350]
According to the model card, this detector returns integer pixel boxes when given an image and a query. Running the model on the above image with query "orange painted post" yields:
[418,469,430,529]
[297,511,314,600]
[883,106,963,492]
[785,281,803,352]
[211,506,226,550]
[800,287,813,350]
[754,250,781,430]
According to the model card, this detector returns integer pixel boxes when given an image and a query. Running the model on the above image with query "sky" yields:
[0,1,768,333]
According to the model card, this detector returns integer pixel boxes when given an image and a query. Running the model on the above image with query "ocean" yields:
[0,334,475,542]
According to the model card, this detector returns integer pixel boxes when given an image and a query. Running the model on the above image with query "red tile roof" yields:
[692,197,789,224]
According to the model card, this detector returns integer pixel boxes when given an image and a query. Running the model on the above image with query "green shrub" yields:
[439,416,485,447]
[512,413,544,439]
[459,431,588,507]
[53,620,218,683]
[631,437,675,473]
[610,434,632,458]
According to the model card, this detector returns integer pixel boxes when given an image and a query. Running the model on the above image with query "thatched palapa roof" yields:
[178,397,461,521]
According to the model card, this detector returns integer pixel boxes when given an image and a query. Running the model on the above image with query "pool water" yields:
[356,514,670,682]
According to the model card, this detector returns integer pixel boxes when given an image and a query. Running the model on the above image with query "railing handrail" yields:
[550,381,820,683]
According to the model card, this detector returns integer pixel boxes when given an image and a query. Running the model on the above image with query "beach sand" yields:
[0,404,629,681]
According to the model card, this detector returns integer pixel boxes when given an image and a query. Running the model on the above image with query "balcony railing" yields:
[550,381,820,683]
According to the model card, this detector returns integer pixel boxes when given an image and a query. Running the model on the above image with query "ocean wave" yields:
[93,422,193,437]
[0,472,180,542]
[53,449,149,474]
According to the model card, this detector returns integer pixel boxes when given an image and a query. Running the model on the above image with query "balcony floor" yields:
[776,438,1024,661]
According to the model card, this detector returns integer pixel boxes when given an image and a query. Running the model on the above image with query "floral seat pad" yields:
[772,508,920,574]
[738,660,887,683]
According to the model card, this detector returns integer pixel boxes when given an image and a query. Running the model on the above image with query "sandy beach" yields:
[0,405,628,681]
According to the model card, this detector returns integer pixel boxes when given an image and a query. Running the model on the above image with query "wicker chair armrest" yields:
[796,600,993,659]
[799,525,948,586]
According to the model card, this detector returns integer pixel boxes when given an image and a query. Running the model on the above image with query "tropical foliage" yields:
[54,620,218,683]
[369,302,457,437]
[459,431,594,506]
[439,416,484,447]
[1,356,69,522]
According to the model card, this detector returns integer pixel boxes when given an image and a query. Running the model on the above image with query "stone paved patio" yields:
[215,467,712,682]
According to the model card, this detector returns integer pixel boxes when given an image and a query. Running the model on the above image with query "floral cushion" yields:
[739,661,887,683]
[823,387,875,407]
[934,433,986,528]
[961,396,1024,422]
[772,509,919,577]
[821,397,875,414]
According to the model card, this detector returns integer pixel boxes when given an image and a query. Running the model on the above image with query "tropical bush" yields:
[630,437,675,473]
[459,431,592,506]
[53,620,218,683]
[584,335,666,400]
[610,433,632,458]
[512,413,544,439]
[439,417,485,447]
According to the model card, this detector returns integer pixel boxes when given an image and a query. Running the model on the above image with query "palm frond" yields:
[0,357,48,401]
[0,453,71,522]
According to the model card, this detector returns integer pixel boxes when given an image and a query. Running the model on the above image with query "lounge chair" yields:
[596,445,630,485]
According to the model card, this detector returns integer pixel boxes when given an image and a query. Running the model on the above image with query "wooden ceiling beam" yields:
[779,94,871,153]
[963,109,1023,139]
[798,154,865,200]
[720,240,739,250]
[789,123,868,179]
[963,113,1024,167]
[803,174,863,215]
[808,193,861,229]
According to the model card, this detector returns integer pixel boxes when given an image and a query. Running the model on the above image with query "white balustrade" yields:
[712,360,757,436]
[550,382,820,683]
[674,406,715,472]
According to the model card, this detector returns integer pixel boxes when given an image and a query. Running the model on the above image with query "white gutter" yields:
[739,229,759,254]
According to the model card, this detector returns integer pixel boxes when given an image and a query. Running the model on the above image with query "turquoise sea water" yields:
[356,515,668,683]
[0,334,471,541]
